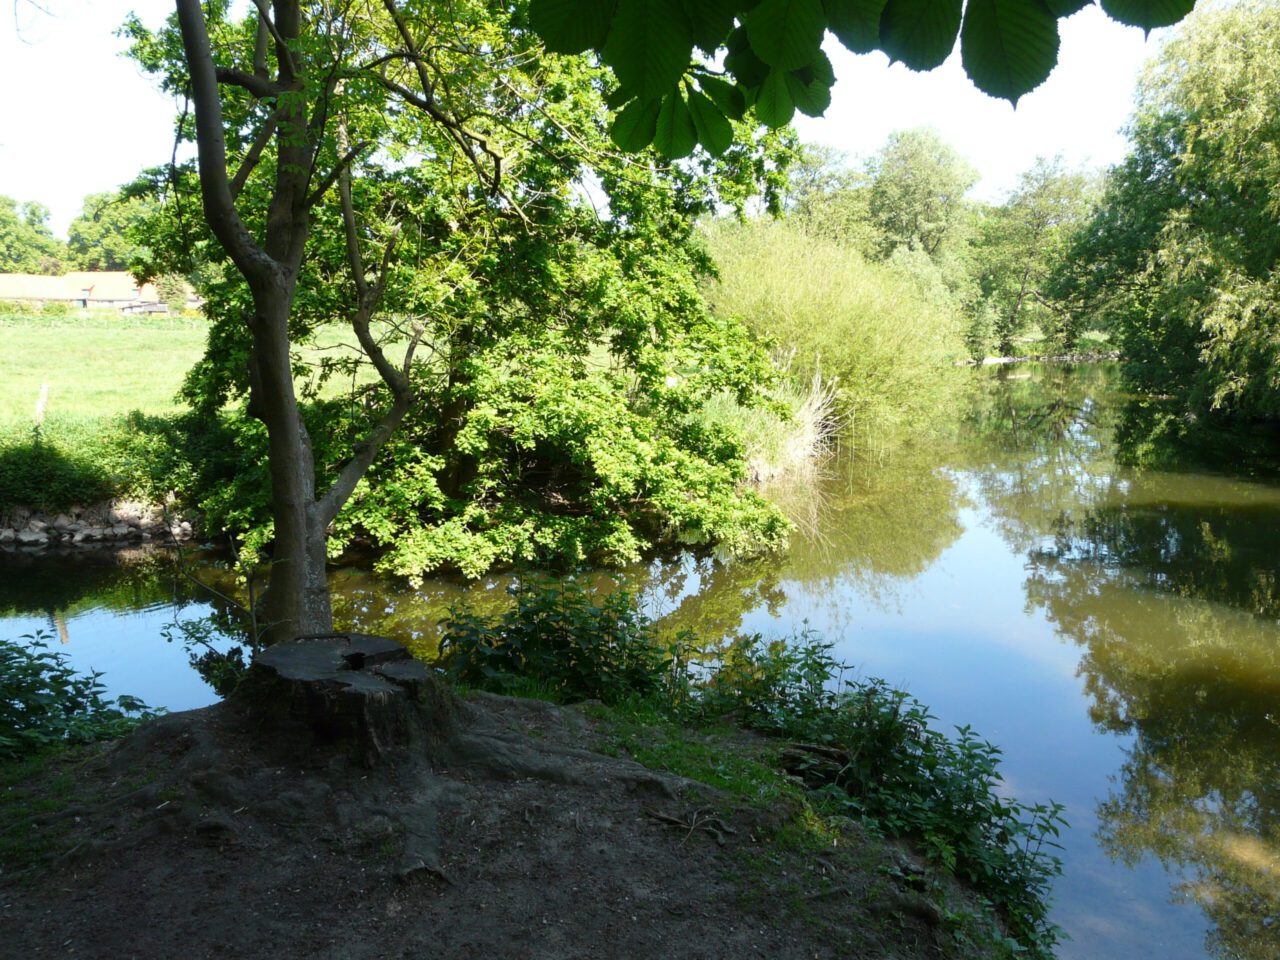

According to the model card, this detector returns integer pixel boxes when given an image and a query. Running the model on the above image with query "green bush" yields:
[0,416,185,513]
[0,435,114,511]
[691,634,1064,956]
[702,219,965,451]
[0,632,159,760]
[437,575,668,704]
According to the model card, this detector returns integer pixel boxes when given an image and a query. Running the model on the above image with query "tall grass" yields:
[696,361,840,485]
[702,220,965,453]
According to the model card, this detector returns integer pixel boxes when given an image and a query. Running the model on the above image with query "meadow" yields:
[0,313,207,424]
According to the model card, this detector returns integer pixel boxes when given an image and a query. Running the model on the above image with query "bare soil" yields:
[1,690,989,960]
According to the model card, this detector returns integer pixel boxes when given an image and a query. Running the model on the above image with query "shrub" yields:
[0,632,159,760]
[437,575,668,704]
[0,435,114,511]
[702,219,965,451]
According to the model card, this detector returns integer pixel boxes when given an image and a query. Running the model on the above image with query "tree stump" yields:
[233,633,455,766]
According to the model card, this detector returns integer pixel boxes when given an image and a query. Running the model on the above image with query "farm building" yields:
[0,271,196,313]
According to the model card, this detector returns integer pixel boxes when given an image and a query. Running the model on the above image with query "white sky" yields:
[0,1,1170,238]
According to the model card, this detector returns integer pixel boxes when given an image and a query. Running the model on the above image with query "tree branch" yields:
[249,0,297,80]
[174,0,278,288]
[230,110,280,201]
[215,65,285,99]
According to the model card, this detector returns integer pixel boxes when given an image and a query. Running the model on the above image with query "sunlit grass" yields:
[0,312,207,424]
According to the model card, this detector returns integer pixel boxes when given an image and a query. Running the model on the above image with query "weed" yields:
[0,630,161,760]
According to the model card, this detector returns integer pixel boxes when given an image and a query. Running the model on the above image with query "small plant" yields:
[0,631,160,760]
[436,574,667,705]
[693,634,1066,957]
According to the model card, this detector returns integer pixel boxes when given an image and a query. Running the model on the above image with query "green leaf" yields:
[724,25,772,88]
[529,0,619,53]
[1100,0,1195,31]
[682,0,740,52]
[786,70,833,116]
[610,95,662,151]
[742,0,827,70]
[602,0,693,100]
[793,46,836,86]
[653,92,699,158]
[754,68,796,127]
[686,88,735,155]
[698,74,749,120]
[604,85,633,109]
[824,0,889,53]
[961,0,1060,104]
[880,0,963,70]
[1042,0,1091,15]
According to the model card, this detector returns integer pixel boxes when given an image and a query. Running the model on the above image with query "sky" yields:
[0,1,1173,239]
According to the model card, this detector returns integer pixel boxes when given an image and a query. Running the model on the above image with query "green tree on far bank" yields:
[0,196,66,275]
[971,157,1095,356]
[66,191,154,272]
[867,127,977,261]
[1051,0,1280,420]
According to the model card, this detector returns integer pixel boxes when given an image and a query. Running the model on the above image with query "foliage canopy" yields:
[1053,1,1280,419]
[529,0,1197,156]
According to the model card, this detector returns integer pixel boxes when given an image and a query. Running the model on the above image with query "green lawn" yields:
[0,314,207,424]
[0,313,398,427]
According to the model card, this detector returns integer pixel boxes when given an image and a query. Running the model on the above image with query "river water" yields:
[2,362,1277,959]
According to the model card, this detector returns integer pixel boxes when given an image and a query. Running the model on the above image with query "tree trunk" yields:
[249,279,334,643]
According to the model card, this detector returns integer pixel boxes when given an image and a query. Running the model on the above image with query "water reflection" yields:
[1015,375,1280,959]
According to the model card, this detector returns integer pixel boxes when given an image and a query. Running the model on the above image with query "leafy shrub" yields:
[0,435,114,511]
[692,634,1064,956]
[702,219,965,451]
[0,632,159,760]
[437,575,668,704]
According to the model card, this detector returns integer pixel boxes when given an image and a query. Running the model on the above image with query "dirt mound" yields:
[1,665,976,960]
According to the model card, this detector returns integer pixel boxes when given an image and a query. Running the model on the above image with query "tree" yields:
[158,0,1200,644]
[1052,1,1280,419]
[0,195,66,274]
[66,191,154,271]
[865,127,977,259]
[971,156,1094,354]
[148,0,793,641]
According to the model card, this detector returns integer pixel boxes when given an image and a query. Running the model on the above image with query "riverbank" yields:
[0,499,194,549]
[1,684,1018,960]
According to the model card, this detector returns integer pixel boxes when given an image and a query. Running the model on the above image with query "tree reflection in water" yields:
[988,366,1280,959]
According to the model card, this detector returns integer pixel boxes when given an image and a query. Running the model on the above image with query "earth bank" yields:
[1,648,1011,960]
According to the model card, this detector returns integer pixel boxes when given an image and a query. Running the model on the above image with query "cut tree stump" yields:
[233,633,455,766]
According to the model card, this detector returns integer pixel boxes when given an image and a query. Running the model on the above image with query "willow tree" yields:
[165,0,1196,643]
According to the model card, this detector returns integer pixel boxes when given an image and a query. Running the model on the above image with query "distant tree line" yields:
[0,189,152,275]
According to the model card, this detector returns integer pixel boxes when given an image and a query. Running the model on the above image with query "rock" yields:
[16,529,48,546]
[51,513,74,531]
[0,528,13,544]
[110,524,131,539]
[25,519,48,534]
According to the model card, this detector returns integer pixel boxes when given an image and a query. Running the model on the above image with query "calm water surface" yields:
[3,363,1278,959]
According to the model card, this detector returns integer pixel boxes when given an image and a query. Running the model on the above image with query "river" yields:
[2,362,1277,959]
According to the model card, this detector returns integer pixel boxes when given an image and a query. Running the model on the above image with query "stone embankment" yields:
[0,500,193,549]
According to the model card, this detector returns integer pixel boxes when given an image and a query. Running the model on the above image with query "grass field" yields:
[0,313,207,425]
[0,313,400,427]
